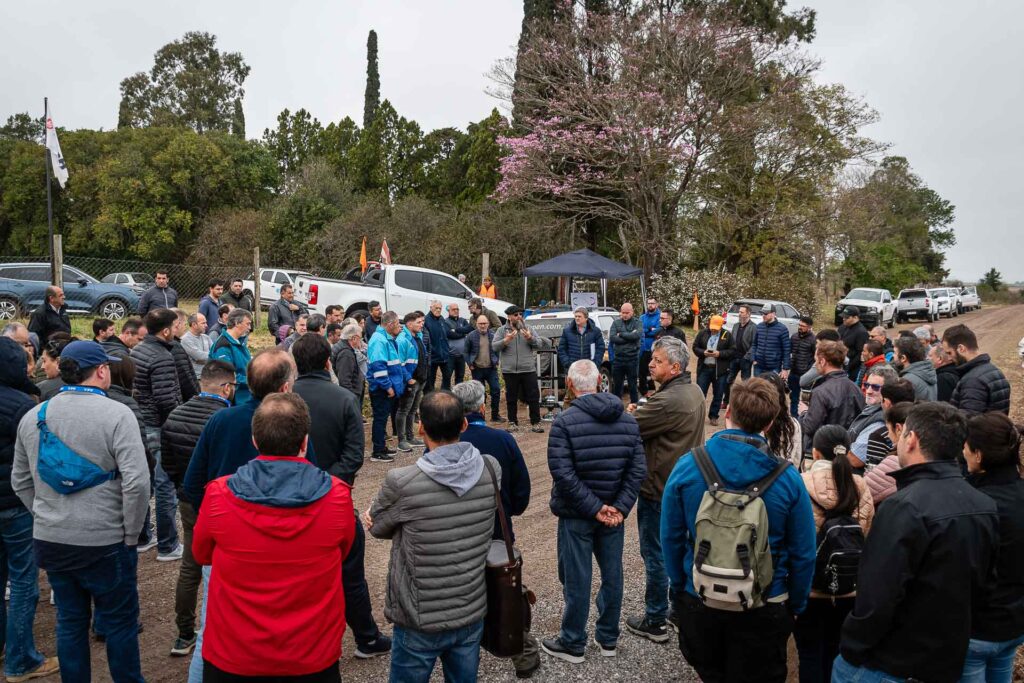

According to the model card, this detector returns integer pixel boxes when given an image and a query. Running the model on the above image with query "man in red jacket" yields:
[193,393,355,682]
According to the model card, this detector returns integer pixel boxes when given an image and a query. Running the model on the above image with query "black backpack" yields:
[811,512,864,596]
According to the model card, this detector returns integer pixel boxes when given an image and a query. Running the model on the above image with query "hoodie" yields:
[193,455,354,677]
[900,359,938,402]
[416,442,484,497]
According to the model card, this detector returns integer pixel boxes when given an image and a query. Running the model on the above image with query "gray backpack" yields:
[691,443,789,611]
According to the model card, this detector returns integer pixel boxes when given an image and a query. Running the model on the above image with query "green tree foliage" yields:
[677,0,816,43]
[982,267,1003,291]
[364,30,380,129]
[266,159,356,263]
[0,113,44,143]
[349,100,425,199]
[232,99,246,139]
[263,109,326,174]
[118,31,250,133]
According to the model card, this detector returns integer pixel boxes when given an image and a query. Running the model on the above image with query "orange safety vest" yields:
[479,283,497,299]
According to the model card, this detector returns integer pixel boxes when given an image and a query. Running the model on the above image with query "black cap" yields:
[840,305,860,318]
[504,305,524,316]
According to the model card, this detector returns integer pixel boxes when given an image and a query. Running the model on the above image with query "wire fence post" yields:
[252,247,261,329]
[52,235,63,289]
[481,252,490,280]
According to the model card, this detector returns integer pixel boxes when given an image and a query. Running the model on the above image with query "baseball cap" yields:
[504,305,524,316]
[60,341,122,369]
[709,315,724,331]
[840,306,860,318]
[760,304,773,315]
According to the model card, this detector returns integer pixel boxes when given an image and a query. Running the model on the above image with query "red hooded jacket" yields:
[193,455,355,677]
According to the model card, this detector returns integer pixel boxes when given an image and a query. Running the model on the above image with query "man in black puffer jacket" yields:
[788,316,817,417]
[542,359,646,663]
[837,307,870,382]
[942,324,1011,415]
[160,360,235,656]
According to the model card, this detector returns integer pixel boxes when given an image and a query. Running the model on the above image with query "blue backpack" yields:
[36,400,119,495]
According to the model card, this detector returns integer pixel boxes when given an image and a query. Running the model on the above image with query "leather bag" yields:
[481,458,528,657]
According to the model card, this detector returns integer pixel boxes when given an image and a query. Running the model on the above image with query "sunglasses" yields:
[864,383,883,392]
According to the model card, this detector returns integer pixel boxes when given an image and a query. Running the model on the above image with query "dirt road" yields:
[23,305,1024,682]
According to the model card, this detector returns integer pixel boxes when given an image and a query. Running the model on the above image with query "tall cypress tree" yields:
[232,98,246,138]
[363,30,380,129]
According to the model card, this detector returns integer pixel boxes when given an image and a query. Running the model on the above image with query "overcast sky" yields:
[2,1,1020,282]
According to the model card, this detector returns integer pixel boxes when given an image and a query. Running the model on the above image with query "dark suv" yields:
[0,263,139,321]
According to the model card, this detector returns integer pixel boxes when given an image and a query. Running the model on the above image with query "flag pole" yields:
[44,97,56,285]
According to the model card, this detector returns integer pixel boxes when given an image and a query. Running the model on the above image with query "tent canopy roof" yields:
[522,248,642,280]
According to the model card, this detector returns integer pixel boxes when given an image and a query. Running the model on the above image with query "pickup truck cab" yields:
[896,288,938,323]
[294,264,514,321]
[242,269,312,308]
[960,286,981,311]
[834,288,896,328]
[928,288,956,318]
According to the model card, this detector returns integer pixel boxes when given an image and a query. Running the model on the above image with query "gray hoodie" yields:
[901,360,938,402]
[417,442,485,497]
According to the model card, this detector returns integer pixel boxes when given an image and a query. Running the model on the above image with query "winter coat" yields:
[692,328,735,379]
[900,359,937,402]
[799,370,865,454]
[108,383,155,475]
[423,312,450,364]
[461,412,531,542]
[661,429,817,613]
[936,363,959,403]
[640,309,662,352]
[465,329,499,369]
[968,465,1024,643]
[731,320,756,358]
[331,343,363,399]
[137,285,178,316]
[0,338,35,511]
[864,454,899,506]
[131,335,182,428]
[838,321,870,381]
[366,326,405,396]
[609,316,642,364]
[368,443,498,632]
[209,332,252,406]
[100,336,132,360]
[399,326,428,384]
[267,298,305,339]
[161,394,231,497]
[193,456,354,677]
[493,322,544,375]
[951,353,1011,415]
[171,339,200,402]
[219,290,253,312]
[557,319,606,371]
[848,404,884,442]
[445,315,472,358]
[841,460,999,682]
[27,304,71,348]
[656,326,687,344]
[293,371,364,486]
[547,392,646,520]
[789,330,817,377]
[198,294,220,326]
[749,319,791,372]
[632,374,705,501]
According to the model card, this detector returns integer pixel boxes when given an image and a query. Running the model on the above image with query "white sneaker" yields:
[157,544,184,562]
[136,539,158,554]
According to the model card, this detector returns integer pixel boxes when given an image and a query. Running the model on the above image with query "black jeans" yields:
[611,360,639,403]
[343,511,381,647]
[471,367,501,420]
[638,350,654,394]
[792,597,854,683]
[503,371,540,426]
[723,357,753,405]
[445,356,467,387]
[675,592,793,683]
[426,361,448,392]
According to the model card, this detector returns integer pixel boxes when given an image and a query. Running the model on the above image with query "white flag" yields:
[45,112,68,188]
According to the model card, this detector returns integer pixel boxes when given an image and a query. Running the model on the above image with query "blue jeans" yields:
[637,496,668,623]
[831,654,906,682]
[960,635,1024,683]
[787,371,803,418]
[390,620,483,683]
[188,565,211,683]
[48,544,143,683]
[556,517,625,652]
[696,366,728,419]
[142,427,179,553]
[471,367,501,420]
[611,360,639,403]
[369,389,396,453]
[0,508,45,677]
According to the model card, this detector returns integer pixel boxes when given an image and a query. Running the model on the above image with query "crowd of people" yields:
[0,272,1021,683]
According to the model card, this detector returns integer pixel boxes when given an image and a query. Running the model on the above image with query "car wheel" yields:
[99,298,128,320]
[599,366,612,394]
[886,314,895,329]
[0,296,20,321]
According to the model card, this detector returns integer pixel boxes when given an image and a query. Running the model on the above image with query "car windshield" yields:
[129,272,154,283]
[928,289,947,297]
[846,289,881,301]
[899,290,927,298]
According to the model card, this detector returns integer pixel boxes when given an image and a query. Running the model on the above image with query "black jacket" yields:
[969,465,1024,642]
[171,339,200,402]
[799,370,864,453]
[130,335,182,427]
[161,394,230,497]
[0,338,35,511]
[731,320,755,357]
[936,363,960,403]
[837,321,869,381]
[951,353,1011,415]
[100,336,132,360]
[692,328,735,378]
[108,383,155,475]
[331,343,363,398]
[840,460,999,683]
[219,290,253,312]
[656,326,687,344]
[790,330,817,376]
[267,298,305,339]
[138,285,178,316]
[292,371,364,485]
[27,304,71,348]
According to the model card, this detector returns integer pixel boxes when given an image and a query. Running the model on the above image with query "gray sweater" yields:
[12,390,151,547]
[493,322,546,374]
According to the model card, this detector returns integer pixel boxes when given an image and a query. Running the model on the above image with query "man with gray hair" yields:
[210,307,253,405]
[542,360,646,663]
[624,336,706,642]
[181,312,211,378]
[332,322,366,400]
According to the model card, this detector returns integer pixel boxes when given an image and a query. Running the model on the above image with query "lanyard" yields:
[58,385,107,397]
[468,420,486,427]
[198,392,232,407]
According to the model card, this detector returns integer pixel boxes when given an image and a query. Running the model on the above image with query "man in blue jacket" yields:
[366,312,405,462]
[422,301,450,392]
[557,308,606,373]
[208,308,253,405]
[639,298,662,396]
[748,303,791,379]
[661,377,815,683]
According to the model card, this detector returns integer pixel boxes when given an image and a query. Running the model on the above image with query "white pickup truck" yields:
[293,264,515,320]
[241,268,312,308]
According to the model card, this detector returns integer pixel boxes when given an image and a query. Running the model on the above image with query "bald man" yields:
[610,302,643,403]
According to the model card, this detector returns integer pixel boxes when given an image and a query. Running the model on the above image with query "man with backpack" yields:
[661,377,816,682]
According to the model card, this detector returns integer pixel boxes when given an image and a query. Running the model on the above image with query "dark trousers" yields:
[793,597,854,683]
[175,500,202,640]
[369,389,397,453]
[445,355,467,387]
[675,591,792,683]
[611,360,639,403]
[723,357,752,405]
[638,350,654,394]
[787,371,803,418]
[471,367,501,420]
[696,366,728,419]
[343,512,381,647]
[203,661,340,682]
[503,371,540,426]
[426,361,448,392]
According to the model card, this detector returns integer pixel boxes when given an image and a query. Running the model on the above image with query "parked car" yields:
[525,307,618,392]
[928,288,955,318]
[241,269,313,308]
[100,271,155,294]
[947,286,964,315]
[724,299,803,336]
[294,264,514,322]
[834,288,896,328]
[0,262,139,321]
[960,286,981,311]
[896,288,938,323]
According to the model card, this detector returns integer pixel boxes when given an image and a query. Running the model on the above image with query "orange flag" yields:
[359,237,367,273]
[691,292,700,331]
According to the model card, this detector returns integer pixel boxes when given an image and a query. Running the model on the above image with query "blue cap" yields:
[60,341,122,369]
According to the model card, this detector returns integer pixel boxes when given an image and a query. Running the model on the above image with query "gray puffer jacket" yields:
[369,442,498,633]
[900,360,938,402]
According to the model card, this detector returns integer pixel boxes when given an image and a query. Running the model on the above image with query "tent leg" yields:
[601,279,607,308]
[640,277,647,305]
[523,276,528,309]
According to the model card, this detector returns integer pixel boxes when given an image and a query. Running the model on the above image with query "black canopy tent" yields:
[521,248,645,308]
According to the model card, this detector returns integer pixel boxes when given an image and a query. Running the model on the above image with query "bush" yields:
[746,272,820,318]
[650,265,749,326]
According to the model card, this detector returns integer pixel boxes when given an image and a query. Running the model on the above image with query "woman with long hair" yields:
[960,413,1024,683]
[759,371,802,468]
[793,425,874,683]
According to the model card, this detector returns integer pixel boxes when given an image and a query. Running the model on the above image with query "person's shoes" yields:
[667,608,680,631]
[170,634,197,656]
[7,656,60,681]
[592,635,617,657]
[515,657,541,678]
[625,616,671,643]
[354,634,392,659]
[708,417,719,426]
[541,637,584,663]
[506,423,520,433]
[384,445,398,455]
[491,415,506,423]
[157,544,184,562]
[136,538,157,554]
[530,424,545,434]
[409,438,425,448]
[370,452,395,463]
[397,441,413,452]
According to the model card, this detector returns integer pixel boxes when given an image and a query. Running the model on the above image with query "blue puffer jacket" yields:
[0,338,35,511]
[465,330,498,368]
[557,319,606,371]
[209,332,252,405]
[547,392,646,520]
[748,319,792,372]
[367,326,406,396]
[641,309,662,352]
[423,313,450,365]
[661,429,817,613]
[398,327,424,384]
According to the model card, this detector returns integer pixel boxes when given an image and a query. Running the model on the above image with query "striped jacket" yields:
[366,326,406,396]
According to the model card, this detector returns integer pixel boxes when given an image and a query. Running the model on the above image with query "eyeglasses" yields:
[864,383,883,392]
